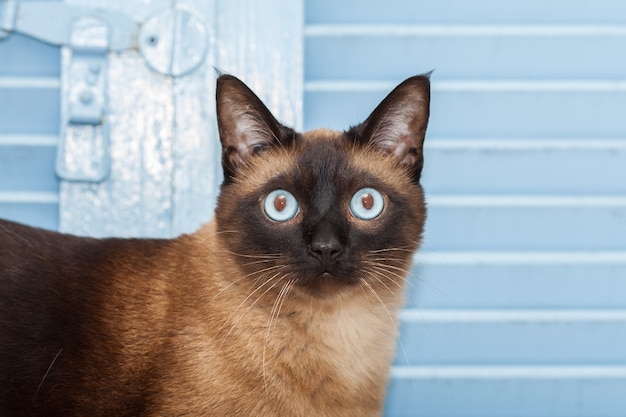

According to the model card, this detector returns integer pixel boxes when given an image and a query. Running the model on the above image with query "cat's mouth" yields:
[294,264,361,298]
[312,263,344,280]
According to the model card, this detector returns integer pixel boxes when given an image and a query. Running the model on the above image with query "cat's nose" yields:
[310,238,342,264]
[309,223,344,265]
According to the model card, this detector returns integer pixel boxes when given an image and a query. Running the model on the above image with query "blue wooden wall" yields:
[0,9,60,230]
[304,0,626,415]
[2,0,626,415]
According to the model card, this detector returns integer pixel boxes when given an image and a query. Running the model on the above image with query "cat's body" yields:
[0,74,430,416]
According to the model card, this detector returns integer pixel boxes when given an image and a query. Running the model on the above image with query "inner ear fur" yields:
[347,74,431,182]
[216,75,295,182]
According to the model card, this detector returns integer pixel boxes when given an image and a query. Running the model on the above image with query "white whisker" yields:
[263,278,296,392]
[359,278,411,369]
[210,264,288,302]
[222,249,283,259]
[362,262,417,292]
[218,272,284,350]
[368,246,416,254]
[365,271,398,296]
[365,263,410,282]
[33,348,63,402]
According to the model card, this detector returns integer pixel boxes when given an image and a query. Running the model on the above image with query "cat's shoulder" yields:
[0,218,86,253]
[0,218,174,271]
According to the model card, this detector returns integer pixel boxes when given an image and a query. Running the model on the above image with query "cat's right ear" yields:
[216,75,291,182]
[348,73,431,183]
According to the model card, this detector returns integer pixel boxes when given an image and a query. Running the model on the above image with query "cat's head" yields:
[214,75,429,300]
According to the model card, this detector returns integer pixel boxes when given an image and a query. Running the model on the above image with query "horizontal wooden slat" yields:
[0,134,58,146]
[401,309,626,323]
[417,251,626,264]
[304,87,626,137]
[421,141,626,194]
[0,85,60,134]
[405,254,626,309]
[0,33,60,77]
[305,30,626,80]
[395,310,626,365]
[422,199,626,250]
[306,25,626,36]
[0,77,60,88]
[0,200,59,231]
[307,80,626,92]
[428,195,626,207]
[0,143,59,192]
[385,369,626,417]
[307,0,626,24]
[0,191,58,203]
[391,365,626,379]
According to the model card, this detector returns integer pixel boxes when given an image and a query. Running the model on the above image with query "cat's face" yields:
[214,75,429,300]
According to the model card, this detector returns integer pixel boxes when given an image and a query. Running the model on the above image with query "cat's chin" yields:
[295,272,361,299]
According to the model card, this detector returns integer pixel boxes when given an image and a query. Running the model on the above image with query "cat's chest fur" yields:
[185,305,398,417]
[258,289,400,398]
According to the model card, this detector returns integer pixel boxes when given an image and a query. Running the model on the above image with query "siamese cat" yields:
[0,73,430,416]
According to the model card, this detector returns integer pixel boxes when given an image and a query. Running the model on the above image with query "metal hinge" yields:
[1,0,209,181]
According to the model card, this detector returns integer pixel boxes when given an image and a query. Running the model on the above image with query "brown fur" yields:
[0,74,430,416]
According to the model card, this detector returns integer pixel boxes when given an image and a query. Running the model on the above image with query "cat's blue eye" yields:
[263,190,299,222]
[350,188,384,220]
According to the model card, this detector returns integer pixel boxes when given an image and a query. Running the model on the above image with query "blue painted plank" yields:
[421,144,626,195]
[423,204,626,251]
[0,87,60,134]
[305,1,626,416]
[0,145,59,191]
[307,0,626,24]
[395,317,626,365]
[406,261,626,309]
[304,89,626,138]
[384,375,626,417]
[0,34,60,76]
[0,202,59,230]
[305,34,626,81]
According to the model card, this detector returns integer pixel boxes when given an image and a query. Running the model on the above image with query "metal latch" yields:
[56,17,111,181]
[0,0,209,181]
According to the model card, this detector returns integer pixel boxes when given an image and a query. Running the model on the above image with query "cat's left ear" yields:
[350,74,430,182]
[216,74,294,182]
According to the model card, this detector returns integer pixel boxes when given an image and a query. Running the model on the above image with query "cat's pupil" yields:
[361,194,374,210]
[274,195,287,212]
